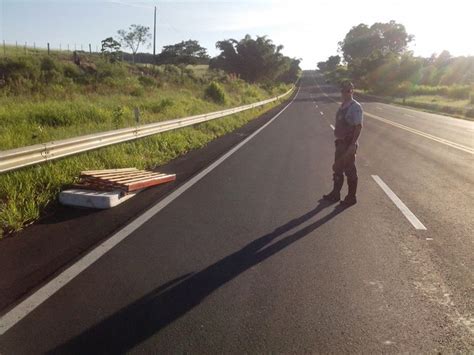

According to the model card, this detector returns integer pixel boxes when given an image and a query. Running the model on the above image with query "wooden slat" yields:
[81,174,169,186]
[101,172,161,182]
[80,168,138,175]
[106,173,166,184]
[121,174,176,192]
[81,171,158,181]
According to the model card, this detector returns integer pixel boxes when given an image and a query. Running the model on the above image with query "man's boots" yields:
[341,178,358,206]
[323,175,343,202]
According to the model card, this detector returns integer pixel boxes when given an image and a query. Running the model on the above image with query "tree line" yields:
[317,20,473,98]
[101,24,300,84]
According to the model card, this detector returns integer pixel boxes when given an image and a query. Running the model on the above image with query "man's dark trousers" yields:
[328,137,358,203]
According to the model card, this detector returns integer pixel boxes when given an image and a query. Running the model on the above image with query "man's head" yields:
[340,81,354,101]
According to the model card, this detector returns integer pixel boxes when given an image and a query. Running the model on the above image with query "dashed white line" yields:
[330,124,335,130]
[372,175,426,230]
[0,87,302,336]
[320,111,324,115]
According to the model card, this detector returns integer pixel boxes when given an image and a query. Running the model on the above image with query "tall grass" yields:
[0,101,286,237]
[0,52,292,237]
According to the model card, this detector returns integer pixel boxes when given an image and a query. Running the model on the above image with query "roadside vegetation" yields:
[0,32,300,237]
[317,21,474,119]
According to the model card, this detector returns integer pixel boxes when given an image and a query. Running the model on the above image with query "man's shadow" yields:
[50,200,347,354]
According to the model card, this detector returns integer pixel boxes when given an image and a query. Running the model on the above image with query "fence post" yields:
[60,43,62,51]
[33,42,36,50]
[89,43,91,54]
[24,42,27,54]
[134,108,141,124]
[47,43,50,55]
[67,44,70,51]
[3,40,5,56]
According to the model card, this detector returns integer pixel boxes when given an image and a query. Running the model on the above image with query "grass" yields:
[393,95,473,119]
[0,99,288,237]
[356,90,474,120]
[0,49,292,237]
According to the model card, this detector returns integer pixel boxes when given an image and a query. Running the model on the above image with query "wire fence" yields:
[1,40,103,56]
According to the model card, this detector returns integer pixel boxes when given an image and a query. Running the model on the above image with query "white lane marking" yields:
[330,124,335,130]
[315,104,318,108]
[0,87,301,336]
[372,175,427,230]
[365,112,474,155]
[403,113,415,118]
[320,111,324,115]
[426,238,434,241]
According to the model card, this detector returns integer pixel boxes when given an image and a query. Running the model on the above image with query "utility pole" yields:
[153,5,157,65]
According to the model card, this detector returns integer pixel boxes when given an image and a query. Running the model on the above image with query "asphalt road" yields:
[0,72,472,353]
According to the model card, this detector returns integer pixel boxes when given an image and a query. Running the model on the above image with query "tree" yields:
[101,37,121,63]
[210,35,299,83]
[156,40,210,65]
[339,21,413,65]
[326,55,341,70]
[117,24,151,63]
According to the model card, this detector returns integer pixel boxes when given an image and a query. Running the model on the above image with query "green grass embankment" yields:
[0,51,292,237]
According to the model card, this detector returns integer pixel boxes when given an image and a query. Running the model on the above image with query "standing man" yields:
[323,81,363,206]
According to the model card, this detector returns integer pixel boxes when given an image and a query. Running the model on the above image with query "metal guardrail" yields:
[0,87,294,173]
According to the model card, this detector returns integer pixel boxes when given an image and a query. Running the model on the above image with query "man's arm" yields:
[350,124,362,145]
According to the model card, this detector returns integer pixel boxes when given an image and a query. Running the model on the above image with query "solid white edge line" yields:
[0,86,301,336]
[365,112,473,154]
[371,175,426,230]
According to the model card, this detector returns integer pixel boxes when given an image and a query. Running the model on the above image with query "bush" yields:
[0,56,41,84]
[205,81,227,104]
[146,98,174,113]
[95,60,127,82]
[446,85,471,100]
[465,108,474,118]
[62,63,82,80]
[138,75,156,87]
[130,86,145,97]
[411,85,447,96]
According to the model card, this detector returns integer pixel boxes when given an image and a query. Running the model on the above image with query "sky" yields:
[1,0,473,69]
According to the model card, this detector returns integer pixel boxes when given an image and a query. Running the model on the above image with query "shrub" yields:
[130,86,145,97]
[0,56,41,84]
[147,98,174,113]
[62,63,82,80]
[138,75,156,87]
[465,108,474,118]
[446,85,471,100]
[205,81,227,104]
[411,85,448,96]
[112,106,124,128]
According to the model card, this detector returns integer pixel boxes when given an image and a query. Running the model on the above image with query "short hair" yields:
[340,81,354,90]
